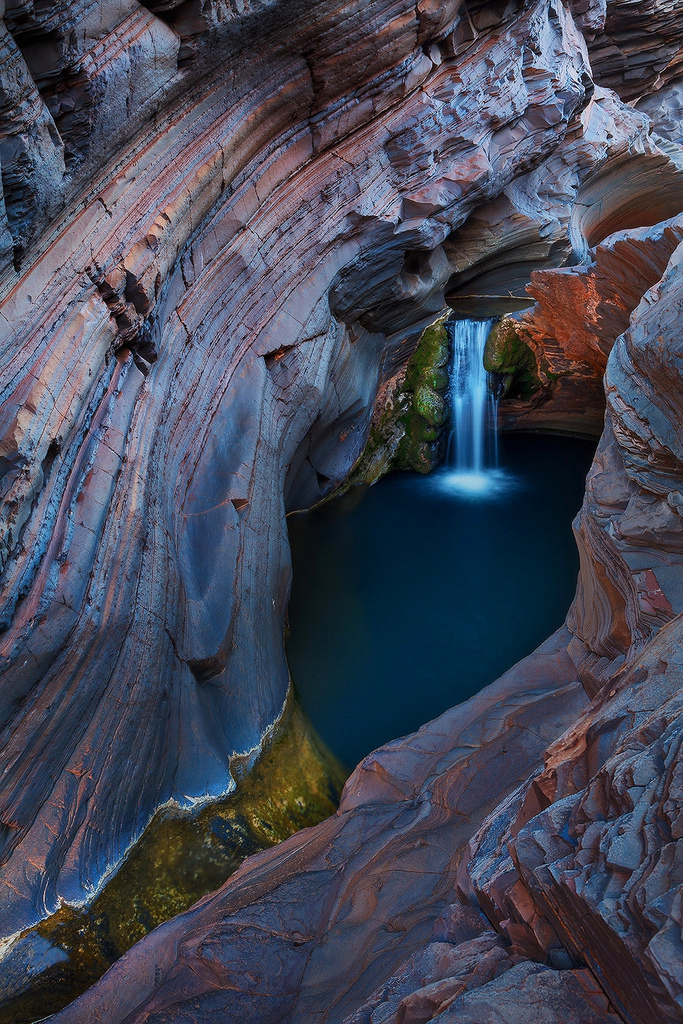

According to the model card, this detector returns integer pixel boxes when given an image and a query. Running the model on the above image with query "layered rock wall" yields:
[494,213,683,436]
[1,0,683,1020]
[54,192,683,1024]
[0,0,615,944]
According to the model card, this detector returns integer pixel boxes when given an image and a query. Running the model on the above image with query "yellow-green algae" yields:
[483,315,541,401]
[341,311,452,493]
[1,691,347,1024]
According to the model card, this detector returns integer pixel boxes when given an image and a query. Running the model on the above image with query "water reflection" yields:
[430,467,517,500]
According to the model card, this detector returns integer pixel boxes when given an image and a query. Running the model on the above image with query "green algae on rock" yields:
[340,375,410,491]
[483,315,541,401]
[395,311,452,473]
[0,691,346,1024]
[342,311,454,491]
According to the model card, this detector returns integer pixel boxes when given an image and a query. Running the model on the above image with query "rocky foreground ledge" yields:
[0,0,682,1020]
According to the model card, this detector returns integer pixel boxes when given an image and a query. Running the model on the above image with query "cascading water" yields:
[444,317,502,496]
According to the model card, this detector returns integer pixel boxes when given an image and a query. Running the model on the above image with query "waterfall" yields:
[445,317,499,492]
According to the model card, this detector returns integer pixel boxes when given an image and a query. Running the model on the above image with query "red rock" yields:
[1,0,683,1021]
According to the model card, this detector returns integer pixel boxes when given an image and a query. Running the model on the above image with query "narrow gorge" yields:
[0,0,682,1021]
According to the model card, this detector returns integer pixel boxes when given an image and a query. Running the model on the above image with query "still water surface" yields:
[286,433,595,770]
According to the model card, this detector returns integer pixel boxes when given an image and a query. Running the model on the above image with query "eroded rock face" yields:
[588,0,683,101]
[52,212,683,1024]
[50,629,590,1023]
[496,214,683,436]
[0,0,613,945]
[1,0,683,1020]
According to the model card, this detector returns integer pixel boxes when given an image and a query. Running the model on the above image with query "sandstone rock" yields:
[432,962,622,1024]
[497,213,683,436]
[463,236,683,1024]
[49,183,683,1023]
[589,0,683,101]
[467,623,683,1024]
[0,0,615,959]
[342,932,514,1024]
[1,0,683,1020]
[49,630,588,1022]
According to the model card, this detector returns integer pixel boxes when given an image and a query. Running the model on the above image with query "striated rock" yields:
[342,931,516,1024]
[0,0,623,961]
[425,963,622,1024]
[588,0,683,101]
[50,131,683,1024]
[464,236,683,1024]
[445,81,683,321]
[0,16,65,272]
[50,630,589,1023]
[497,213,683,436]
[637,76,683,145]
[466,624,683,1024]
[1,0,683,1020]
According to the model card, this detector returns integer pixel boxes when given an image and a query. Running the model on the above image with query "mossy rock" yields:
[423,366,449,391]
[339,311,453,487]
[394,311,451,473]
[483,316,541,401]
[397,430,433,474]
[403,315,450,392]
[414,383,447,426]
[340,386,409,492]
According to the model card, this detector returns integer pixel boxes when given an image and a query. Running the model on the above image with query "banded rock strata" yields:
[53,213,683,1024]
[0,0,682,1020]
[494,212,683,437]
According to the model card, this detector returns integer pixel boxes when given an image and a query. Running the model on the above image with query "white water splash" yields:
[443,318,507,498]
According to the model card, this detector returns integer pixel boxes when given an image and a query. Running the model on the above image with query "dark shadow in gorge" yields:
[286,432,597,769]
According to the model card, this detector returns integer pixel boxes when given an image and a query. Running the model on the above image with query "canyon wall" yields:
[0,0,682,1020]
[53,215,683,1024]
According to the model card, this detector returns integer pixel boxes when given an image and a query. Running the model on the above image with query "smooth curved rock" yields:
[0,0,629,947]
[1,0,683,1021]
[50,630,589,1023]
[66,215,683,1024]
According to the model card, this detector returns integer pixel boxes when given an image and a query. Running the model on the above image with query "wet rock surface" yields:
[0,695,346,1021]
[0,0,682,1020]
